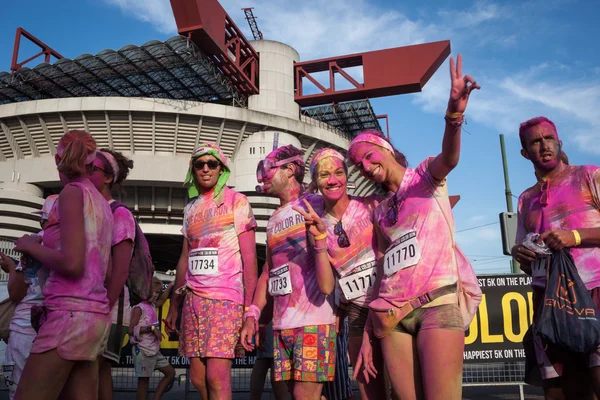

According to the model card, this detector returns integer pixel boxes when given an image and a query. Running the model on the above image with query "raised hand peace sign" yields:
[292,199,327,238]
[448,54,480,114]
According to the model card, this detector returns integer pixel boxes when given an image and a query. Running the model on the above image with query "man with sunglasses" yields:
[512,116,600,398]
[241,145,337,400]
[165,143,258,400]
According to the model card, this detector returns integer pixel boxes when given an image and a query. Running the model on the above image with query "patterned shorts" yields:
[273,324,336,382]
[179,294,243,359]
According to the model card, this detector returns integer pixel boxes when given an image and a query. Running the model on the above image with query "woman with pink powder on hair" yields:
[294,148,387,400]
[348,55,479,400]
[13,130,114,400]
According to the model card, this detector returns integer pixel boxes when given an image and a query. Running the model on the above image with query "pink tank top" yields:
[42,179,113,314]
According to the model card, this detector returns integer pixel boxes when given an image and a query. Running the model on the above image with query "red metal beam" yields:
[376,114,390,139]
[295,40,450,107]
[170,0,259,96]
[11,27,63,72]
[450,195,460,208]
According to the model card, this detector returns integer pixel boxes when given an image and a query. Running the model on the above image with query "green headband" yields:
[184,144,230,202]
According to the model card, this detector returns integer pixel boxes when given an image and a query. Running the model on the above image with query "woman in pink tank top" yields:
[13,130,113,400]
[347,55,480,400]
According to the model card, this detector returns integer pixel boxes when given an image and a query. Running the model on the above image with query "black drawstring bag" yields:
[535,249,600,353]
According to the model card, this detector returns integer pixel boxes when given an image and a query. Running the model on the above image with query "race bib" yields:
[532,257,549,279]
[188,248,218,276]
[339,261,377,301]
[384,230,421,277]
[269,264,292,296]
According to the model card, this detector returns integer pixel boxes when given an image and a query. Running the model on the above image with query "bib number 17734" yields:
[188,248,218,276]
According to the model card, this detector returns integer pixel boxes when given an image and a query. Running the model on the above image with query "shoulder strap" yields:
[432,193,463,289]
[112,290,125,352]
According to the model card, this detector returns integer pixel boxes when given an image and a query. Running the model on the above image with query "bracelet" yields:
[314,246,328,253]
[244,304,261,322]
[445,110,463,119]
[313,232,327,241]
[572,230,582,246]
[444,114,465,126]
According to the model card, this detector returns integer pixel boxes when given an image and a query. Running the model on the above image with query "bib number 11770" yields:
[384,230,421,276]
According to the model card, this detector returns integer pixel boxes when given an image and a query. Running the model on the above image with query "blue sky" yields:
[3,0,600,274]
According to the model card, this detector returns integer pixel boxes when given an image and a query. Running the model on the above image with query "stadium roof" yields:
[0,36,244,106]
[301,99,383,138]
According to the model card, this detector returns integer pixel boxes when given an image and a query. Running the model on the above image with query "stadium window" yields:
[260,147,265,154]
[250,147,255,155]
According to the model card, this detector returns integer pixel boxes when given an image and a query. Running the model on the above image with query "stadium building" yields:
[0,0,449,271]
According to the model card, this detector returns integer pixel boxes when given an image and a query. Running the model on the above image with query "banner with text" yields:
[118,275,534,367]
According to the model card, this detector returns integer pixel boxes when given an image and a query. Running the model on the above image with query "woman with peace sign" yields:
[348,54,480,399]
[295,148,388,400]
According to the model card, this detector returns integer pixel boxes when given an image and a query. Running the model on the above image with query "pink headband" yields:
[97,151,120,183]
[348,132,395,161]
[310,148,345,178]
[56,142,96,165]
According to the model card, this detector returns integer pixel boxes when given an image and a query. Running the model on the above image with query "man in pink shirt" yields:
[241,145,336,400]
[512,116,600,399]
[165,143,258,400]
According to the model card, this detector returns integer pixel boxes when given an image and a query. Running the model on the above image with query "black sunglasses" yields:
[194,160,221,170]
[386,194,398,225]
[334,220,350,248]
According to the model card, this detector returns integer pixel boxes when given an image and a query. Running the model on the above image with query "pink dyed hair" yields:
[518,117,558,148]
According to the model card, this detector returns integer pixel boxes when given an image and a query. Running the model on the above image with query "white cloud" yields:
[101,0,600,155]
[104,0,176,34]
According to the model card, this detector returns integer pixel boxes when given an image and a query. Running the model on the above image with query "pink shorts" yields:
[30,310,110,361]
[179,293,243,359]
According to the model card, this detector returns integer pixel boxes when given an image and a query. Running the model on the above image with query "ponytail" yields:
[57,130,97,179]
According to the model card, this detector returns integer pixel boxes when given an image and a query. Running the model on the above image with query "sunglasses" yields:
[386,194,399,225]
[93,165,108,174]
[256,155,303,183]
[334,220,350,248]
[540,180,550,207]
[194,160,221,170]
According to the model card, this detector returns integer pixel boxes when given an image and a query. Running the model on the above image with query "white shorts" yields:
[4,331,36,399]
[132,346,170,378]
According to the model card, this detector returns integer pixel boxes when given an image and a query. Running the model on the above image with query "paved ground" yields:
[0,384,545,399]
[107,385,544,399]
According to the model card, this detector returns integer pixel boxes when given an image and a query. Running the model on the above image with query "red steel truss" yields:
[170,0,259,96]
[11,27,63,73]
[294,41,450,107]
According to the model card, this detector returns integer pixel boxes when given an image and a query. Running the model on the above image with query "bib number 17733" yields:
[384,230,421,277]
[269,264,292,296]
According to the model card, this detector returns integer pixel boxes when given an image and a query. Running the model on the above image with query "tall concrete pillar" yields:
[248,41,300,120]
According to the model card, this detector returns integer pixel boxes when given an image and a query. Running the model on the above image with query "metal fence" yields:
[103,361,527,399]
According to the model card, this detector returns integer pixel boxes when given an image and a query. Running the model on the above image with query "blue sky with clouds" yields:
[3,0,599,274]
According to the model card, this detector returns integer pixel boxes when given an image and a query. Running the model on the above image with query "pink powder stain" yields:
[516,165,600,289]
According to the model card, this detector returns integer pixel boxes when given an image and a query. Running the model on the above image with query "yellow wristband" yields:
[572,230,582,246]
[313,232,327,241]
[446,111,463,120]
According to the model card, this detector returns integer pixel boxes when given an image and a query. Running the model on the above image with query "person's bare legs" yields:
[270,360,290,400]
[417,329,463,400]
[98,356,114,400]
[136,377,150,400]
[189,357,208,400]
[152,364,175,400]
[58,359,100,400]
[380,331,423,400]
[14,350,74,400]
[293,382,323,400]
[205,358,233,400]
[250,358,270,400]
[348,336,387,400]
